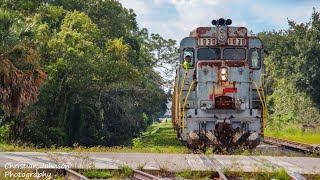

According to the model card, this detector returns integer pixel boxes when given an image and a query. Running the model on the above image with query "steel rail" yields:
[133,170,162,180]
[264,136,319,153]
[64,168,89,180]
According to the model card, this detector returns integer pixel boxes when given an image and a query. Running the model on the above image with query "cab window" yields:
[182,48,194,69]
[197,48,221,60]
[223,48,246,60]
[249,48,261,69]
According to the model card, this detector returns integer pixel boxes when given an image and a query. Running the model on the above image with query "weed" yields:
[177,169,213,179]
[136,162,146,171]
[222,167,231,177]
[116,166,133,178]
[83,169,112,179]
[81,167,133,179]
[271,167,290,180]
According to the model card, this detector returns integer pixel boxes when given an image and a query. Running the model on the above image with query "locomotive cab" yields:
[172,18,266,151]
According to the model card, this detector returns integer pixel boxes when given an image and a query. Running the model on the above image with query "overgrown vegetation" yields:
[0,0,177,147]
[259,8,320,138]
[265,124,320,144]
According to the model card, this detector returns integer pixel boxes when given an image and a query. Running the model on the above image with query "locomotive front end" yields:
[172,19,266,151]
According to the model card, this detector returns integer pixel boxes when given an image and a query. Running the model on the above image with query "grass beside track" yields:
[1,121,318,153]
[0,121,190,153]
[131,121,191,153]
[265,124,320,144]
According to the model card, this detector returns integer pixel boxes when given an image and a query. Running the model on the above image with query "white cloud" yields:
[118,0,150,16]
[118,0,319,43]
[152,0,227,41]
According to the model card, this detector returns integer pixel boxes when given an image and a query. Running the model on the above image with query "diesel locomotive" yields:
[172,18,267,151]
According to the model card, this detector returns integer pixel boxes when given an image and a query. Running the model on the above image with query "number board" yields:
[197,38,217,46]
[228,38,247,46]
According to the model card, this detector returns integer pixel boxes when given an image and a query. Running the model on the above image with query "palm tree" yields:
[0,9,46,116]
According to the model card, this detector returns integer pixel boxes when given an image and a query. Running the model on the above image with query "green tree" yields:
[259,8,320,127]
[1,1,172,147]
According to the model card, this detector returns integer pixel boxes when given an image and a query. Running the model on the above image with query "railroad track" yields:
[264,136,320,154]
[133,170,163,180]
[39,168,161,180]
[65,169,164,180]
[64,168,89,180]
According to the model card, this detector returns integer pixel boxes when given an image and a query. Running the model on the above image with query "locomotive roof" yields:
[189,26,248,38]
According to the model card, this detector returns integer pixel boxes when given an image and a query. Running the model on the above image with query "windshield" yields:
[197,48,221,60]
[223,48,246,60]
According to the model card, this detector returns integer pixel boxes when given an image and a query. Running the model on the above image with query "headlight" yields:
[221,75,227,81]
[218,26,227,43]
[219,68,228,81]
[220,68,227,75]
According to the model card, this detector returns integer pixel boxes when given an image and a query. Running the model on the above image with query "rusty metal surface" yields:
[228,27,248,37]
[214,121,233,145]
[190,27,216,37]
[189,27,248,38]
[225,60,245,67]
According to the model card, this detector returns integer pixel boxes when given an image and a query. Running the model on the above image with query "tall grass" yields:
[266,123,320,144]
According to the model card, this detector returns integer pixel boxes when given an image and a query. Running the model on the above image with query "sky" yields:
[118,0,320,43]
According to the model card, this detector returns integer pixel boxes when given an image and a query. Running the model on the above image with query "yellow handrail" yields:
[252,74,267,137]
[182,80,195,134]
[260,74,267,137]
[260,74,267,104]
[252,81,266,136]
[178,70,188,128]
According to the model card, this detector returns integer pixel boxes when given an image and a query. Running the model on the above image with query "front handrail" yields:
[252,81,265,136]
[260,74,267,137]
[182,80,195,134]
[251,74,267,137]
[260,74,267,104]
[178,69,189,128]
